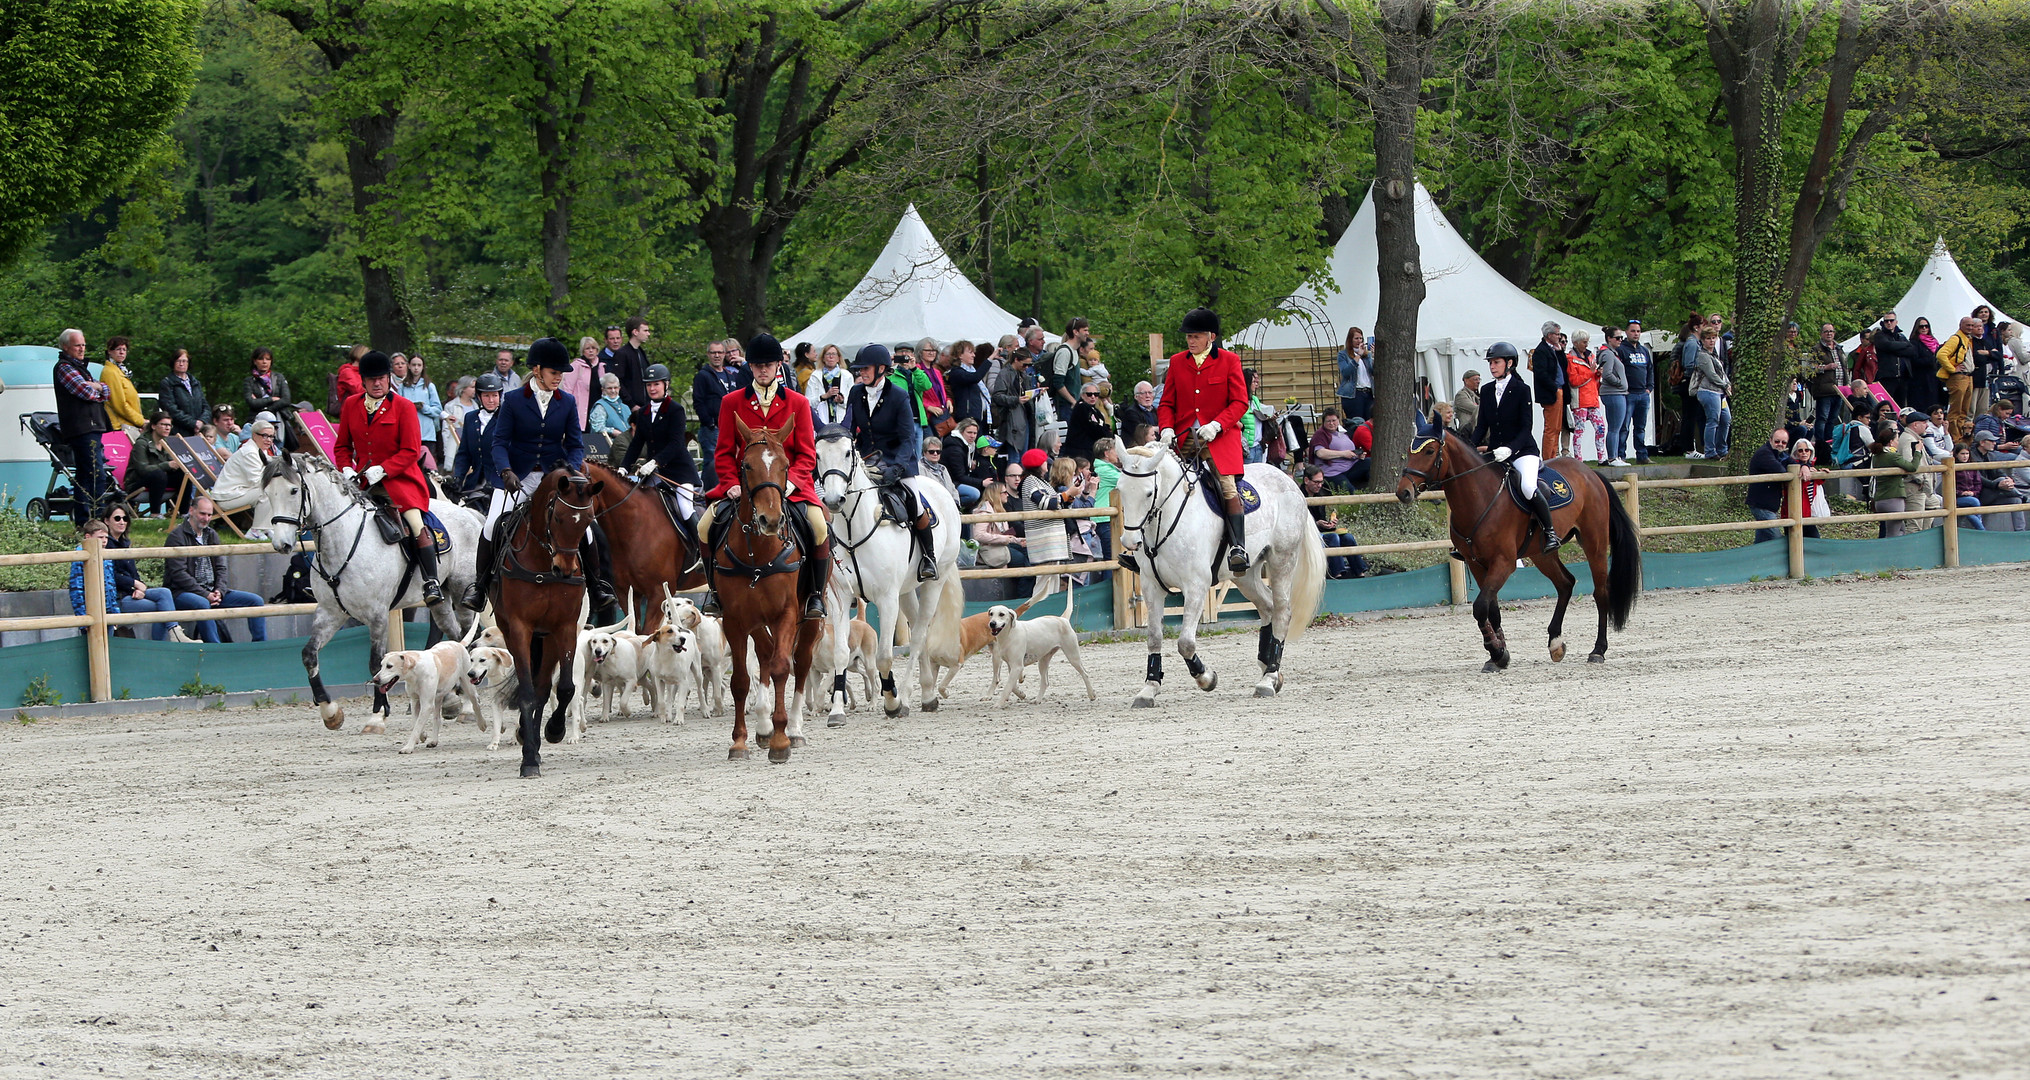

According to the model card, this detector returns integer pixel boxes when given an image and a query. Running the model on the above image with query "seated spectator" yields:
[1064,380,1112,462]
[971,478,1026,569]
[124,412,180,518]
[211,405,243,454]
[1953,443,1987,531]
[68,519,119,625]
[965,427,1005,495]
[1971,429,2027,531]
[1308,407,1368,493]
[1870,420,1921,538]
[104,505,186,640]
[1972,399,2017,448]
[1431,400,1455,434]
[165,497,267,643]
[1745,426,1791,543]
[920,438,973,510]
[589,372,632,460]
[208,419,279,530]
[1299,464,1367,579]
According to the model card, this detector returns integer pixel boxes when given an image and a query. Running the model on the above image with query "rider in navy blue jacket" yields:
[465,338,593,611]
[845,343,936,580]
[451,373,504,494]
[1471,341,1559,552]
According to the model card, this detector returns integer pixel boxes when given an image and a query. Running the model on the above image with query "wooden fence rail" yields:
[3,455,2024,701]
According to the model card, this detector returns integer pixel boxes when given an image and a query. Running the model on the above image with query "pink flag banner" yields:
[100,431,131,487]
[297,409,339,463]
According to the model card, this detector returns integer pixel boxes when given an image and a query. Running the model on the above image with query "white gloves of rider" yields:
[635,459,658,479]
[1492,446,1512,462]
[1196,420,1221,443]
[362,465,385,486]
[1159,428,1177,448]
[340,466,357,481]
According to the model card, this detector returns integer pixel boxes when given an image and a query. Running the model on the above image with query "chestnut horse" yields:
[579,461,705,629]
[490,469,604,776]
[716,421,819,762]
[1397,429,1640,671]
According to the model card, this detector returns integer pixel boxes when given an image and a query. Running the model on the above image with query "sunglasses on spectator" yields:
[109,514,128,522]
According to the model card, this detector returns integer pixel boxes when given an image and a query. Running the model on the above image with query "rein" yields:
[271,461,381,625]
[1405,433,1506,555]
[1116,450,1202,595]
[816,433,892,603]
[719,438,800,584]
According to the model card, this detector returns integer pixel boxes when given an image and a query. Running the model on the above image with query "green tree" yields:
[0,0,201,265]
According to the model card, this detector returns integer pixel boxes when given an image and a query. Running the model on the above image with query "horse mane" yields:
[1441,428,1491,471]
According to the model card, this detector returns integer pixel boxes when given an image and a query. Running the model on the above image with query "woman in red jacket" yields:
[333,350,444,604]
[1157,307,1251,574]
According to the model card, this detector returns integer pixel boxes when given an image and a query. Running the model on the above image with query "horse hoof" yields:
[1130,696,1156,709]
[1253,684,1277,698]
[886,705,909,719]
[789,735,807,748]
[768,746,791,763]
[1196,673,1218,692]
[361,722,385,736]
[321,705,344,731]
[728,746,750,760]
[1481,660,1502,673]
[827,714,847,728]
[519,764,541,778]
[1496,653,1511,670]
[1587,653,1606,664]
[921,699,939,712]
[544,718,566,743]
[1550,636,1567,662]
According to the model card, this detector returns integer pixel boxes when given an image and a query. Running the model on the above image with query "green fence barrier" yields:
[103,625,373,700]
[0,637,90,707]
[1953,528,2030,566]
[1803,531,1945,576]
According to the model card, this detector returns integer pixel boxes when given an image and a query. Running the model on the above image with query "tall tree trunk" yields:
[974,146,995,301]
[1368,0,1434,492]
[532,44,596,330]
[278,2,413,354]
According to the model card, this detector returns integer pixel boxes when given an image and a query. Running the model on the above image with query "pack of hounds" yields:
[370,580,1093,755]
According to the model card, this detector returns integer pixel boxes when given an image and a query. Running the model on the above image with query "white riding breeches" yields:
[1512,454,1542,499]
[482,470,544,540]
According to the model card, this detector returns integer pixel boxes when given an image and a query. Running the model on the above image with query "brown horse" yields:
[579,461,706,629]
[716,420,819,762]
[1397,429,1640,671]
[490,469,604,776]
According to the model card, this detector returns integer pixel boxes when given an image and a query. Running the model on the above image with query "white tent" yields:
[783,203,1042,351]
[1844,237,2014,349]
[1237,182,1608,400]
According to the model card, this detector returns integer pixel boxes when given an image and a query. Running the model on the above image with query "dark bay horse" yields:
[580,461,706,629]
[490,469,603,776]
[1397,430,1640,671]
[717,420,819,762]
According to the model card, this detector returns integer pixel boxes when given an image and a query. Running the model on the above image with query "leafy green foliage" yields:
[179,674,226,698]
[0,0,203,265]
[19,675,61,708]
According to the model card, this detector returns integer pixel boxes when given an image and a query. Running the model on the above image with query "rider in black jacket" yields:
[1471,341,1559,552]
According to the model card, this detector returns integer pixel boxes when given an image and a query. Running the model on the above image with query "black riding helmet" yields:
[644,363,671,384]
[475,372,505,394]
[1485,341,1519,362]
[849,343,891,372]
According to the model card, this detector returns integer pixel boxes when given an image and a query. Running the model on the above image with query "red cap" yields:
[1021,448,1049,470]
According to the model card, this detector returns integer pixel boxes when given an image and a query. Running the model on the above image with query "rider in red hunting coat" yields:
[334,349,444,604]
[1157,307,1252,574]
[698,333,830,620]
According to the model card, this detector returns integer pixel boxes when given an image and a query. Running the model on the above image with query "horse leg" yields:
[543,633,575,745]
[785,620,817,752]
[767,610,797,763]
[1474,559,1516,672]
[363,617,389,735]
[1533,548,1578,662]
[302,606,350,731]
[728,627,753,759]
[1583,517,1613,663]
[1177,586,1217,693]
[515,628,544,777]
[1230,569,1285,698]
[1130,576,1165,708]
[876,589,909,719]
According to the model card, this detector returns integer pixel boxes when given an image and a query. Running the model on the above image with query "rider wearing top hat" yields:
[462,337,595,611]
[698,334,830,620]
[1470,341,1560,552]
[333,349,446,605]
[846,343,938,582]
[1158,307,1252,574]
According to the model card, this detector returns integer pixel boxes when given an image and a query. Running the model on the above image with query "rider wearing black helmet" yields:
[846,343,938,582]
[452,372,505,495]
[620,362,699,487]
[1470,341,1560,552]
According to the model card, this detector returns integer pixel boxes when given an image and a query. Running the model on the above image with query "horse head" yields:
[533,469,604,576]
[259,451,310,552]
[1397,429,1448,503]
[1114,442,1178,553]
[813,424,856,511]
[735,419,790,533]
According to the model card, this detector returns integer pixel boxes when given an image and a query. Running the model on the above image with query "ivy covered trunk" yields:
[1367,0,1435,491]
[1710,0,1790,464]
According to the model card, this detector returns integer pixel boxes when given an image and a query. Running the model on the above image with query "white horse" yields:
[1113,444,1326,705]
[813,427,964,722]
[261,452,481,732]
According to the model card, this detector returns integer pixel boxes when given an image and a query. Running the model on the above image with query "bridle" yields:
[500,474,595,585]
[1115,447,1199,594]
[267,456,381,621]
[1400,429,1503,552]
[733,436,791,543]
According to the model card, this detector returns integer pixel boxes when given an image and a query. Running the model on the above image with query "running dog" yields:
[463,645,518,750]
[661,594,729,718]
[985,589,1095,707]
[643,624,705,724]
[372,641,470,753]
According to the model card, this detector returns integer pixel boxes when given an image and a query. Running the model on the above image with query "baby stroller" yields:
[19,412,82,523]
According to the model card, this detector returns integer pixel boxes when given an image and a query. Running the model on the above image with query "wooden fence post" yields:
[1109,491,1131,632]
[1942,458,1961,568]
[82,536,112,703]
[1621,475,1641,530]
[1786,464,1806,579]
[386,609,405,653]
[1448,556,1468,607]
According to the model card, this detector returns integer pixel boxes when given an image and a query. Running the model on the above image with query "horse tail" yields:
[1282,510,1328,645]
[1599,471,1642,631]
[928,573,965,649]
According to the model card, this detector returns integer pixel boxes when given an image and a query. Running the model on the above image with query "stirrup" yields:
[802,592,826,619]
[422,578,446,605]
[916,555,937,582]
[461,582,487,611]
[1227,545,1251,572]
[700,589,722,617]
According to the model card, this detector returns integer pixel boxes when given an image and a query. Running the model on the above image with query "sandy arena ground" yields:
[2,568,2026,1079]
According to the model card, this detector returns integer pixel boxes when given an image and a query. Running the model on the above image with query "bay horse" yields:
[1112,443,1327,706]
[717,420,820,762]
[1396,430,1640,671]
[579,461,706,629]
[488,469,604,777]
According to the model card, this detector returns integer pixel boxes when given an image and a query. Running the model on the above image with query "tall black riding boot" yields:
[1222,495,1251,574]
[412,534,446,605]
[804,541,831,619]
[700,508,729,616]
[462,533,496,610]
[1530,491,1562,553]
[910,510,937,582]
[677,512,704,574]
[582,528,620,624]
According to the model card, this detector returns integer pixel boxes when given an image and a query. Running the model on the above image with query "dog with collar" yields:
[985,588,1095,707]
[372,641,470,753]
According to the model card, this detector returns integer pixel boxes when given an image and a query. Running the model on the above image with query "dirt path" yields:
[2,569,2025,1078]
